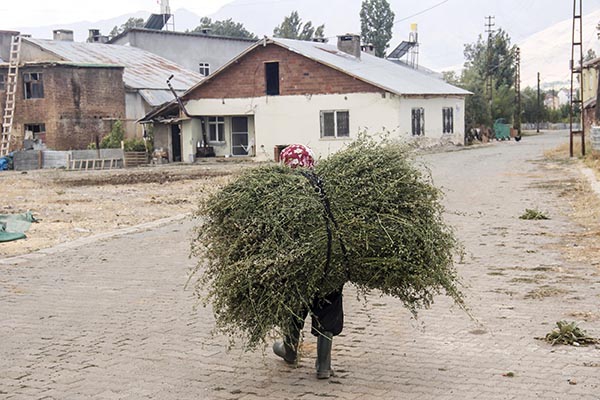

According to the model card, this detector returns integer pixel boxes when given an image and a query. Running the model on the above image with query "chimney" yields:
[361,43,375,55]
[337,34,361,59]
[53,29,74,42]
[87,29,109,44]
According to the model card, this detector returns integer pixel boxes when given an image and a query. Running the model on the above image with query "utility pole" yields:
[537,72,541,133]
[570,0,585,157]
[485,16,495,122]
[514,47,522,138]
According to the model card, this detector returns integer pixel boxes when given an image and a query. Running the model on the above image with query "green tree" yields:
[444,28,517,128]
[100,121,125,149]
[190,17,257,39]
[360,0,395,58]
[109,17,145,38]
[273,11,324,40]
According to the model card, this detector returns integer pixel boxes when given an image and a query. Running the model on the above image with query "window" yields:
[208,117,225,142]
[24,123,46,142]
[442,107,454,134]
[411,107,424,136]
[265,62,280,95]
[0,74,5,91]
[23,72,44,99]
[320,110,350,138]
[199,62,210,77]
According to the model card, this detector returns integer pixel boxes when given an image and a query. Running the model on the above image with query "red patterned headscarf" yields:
[280,144,315,169]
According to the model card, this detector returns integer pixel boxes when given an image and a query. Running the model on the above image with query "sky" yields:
[1,0,229,27]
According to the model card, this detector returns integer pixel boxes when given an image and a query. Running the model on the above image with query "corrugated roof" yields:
[24,38,204,91]
[272,38,469,96]
[139,89,182,107]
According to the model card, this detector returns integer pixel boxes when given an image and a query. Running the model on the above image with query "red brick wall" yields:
[0,64,126,150]
[186,43,382,100]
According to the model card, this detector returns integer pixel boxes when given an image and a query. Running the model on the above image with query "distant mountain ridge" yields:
[12,8,203,42]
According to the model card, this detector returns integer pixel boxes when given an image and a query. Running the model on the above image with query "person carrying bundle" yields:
[272,144,343,380]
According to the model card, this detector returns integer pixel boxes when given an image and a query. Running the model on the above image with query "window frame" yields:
[24,123,46,142]
[198,62,210,77]
[265,62,280,96]
[0,73,5,91]
[320,110,350,139]
[442,107,454,134]
[411,107,425,136]
[23,72,44,99]
[207,116,225,143]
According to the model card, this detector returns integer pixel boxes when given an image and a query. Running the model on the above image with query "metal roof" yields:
[139,89,182,107]
[271,38,469,96]
[24,38,204,91]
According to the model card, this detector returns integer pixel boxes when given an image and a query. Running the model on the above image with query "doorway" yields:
[171,124,182,162]
[231,117,249,156]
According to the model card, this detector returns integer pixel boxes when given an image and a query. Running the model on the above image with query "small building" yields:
[0,30,203,151]
[0,61,125,150]
[108,28,256,78]
[142,35,469,163]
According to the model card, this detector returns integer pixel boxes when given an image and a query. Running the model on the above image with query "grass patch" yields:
[538,320,599,346]
[519,208,550,220]
[525,285,567,299]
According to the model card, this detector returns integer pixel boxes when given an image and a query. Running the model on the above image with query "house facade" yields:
[109,28,255,78]
[143,35,469,163]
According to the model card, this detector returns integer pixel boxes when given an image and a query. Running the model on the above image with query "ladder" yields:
[1,34,22,157]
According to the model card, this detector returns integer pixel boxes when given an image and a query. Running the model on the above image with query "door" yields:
[171,124,182,162]
[231,117,249,156]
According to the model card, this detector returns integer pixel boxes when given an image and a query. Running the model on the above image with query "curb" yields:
[581,166,600,197]
[0,213,190,265]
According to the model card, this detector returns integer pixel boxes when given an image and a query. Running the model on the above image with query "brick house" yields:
[142,35,469,163]
[0,30,203,151]
[0,62,124,150]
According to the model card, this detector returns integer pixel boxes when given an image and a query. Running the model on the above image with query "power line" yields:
[393,0,450,25]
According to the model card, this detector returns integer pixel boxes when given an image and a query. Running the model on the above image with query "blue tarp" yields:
[0,157,8,171]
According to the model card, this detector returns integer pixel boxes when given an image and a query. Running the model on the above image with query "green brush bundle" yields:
[191,137,464,349]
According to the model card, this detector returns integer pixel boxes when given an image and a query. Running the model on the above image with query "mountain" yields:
[208,0,600,81]
[518,9,600,89]
[13,8,203,42]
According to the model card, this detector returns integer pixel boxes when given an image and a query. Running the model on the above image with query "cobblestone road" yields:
[1,132,599,399]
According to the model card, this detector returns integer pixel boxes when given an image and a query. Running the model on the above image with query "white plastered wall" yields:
[183,92,466,162]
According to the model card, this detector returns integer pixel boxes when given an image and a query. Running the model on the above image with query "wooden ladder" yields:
[1,35,22,157]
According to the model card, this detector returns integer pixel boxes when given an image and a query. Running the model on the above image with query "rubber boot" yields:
[315,332,333,379]
[273,324,301,364]
[273,338,297,364]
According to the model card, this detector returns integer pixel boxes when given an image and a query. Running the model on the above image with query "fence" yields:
[12,149,148,171]
[521,123,581,131]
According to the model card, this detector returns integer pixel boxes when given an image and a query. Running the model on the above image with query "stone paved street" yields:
[1,131,600,399]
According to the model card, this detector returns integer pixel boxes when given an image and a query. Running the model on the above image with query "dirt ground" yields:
[0,160,252,257]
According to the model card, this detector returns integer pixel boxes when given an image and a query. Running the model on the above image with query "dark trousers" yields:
[291,289,344,337]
